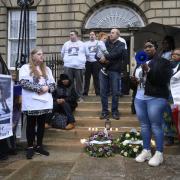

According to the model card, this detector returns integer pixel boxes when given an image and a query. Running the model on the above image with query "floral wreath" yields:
[82,130,143,158]
[84,130,114,158]
[113,131,143,158]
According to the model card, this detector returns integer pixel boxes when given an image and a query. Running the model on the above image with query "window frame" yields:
[8,9,37,70]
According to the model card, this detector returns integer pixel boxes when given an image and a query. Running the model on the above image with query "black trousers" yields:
[53,102,75,123]
[0,139,9,156]
[26,114,46,147]
[84,61,100,95]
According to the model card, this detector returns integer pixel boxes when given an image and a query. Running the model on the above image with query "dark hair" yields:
[162,35,175,50]
[70,30,78,36]
[145,39,158,50]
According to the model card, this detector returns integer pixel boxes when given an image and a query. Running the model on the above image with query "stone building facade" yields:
[0,0,180,71]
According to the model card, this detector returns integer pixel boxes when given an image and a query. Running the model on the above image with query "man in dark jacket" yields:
[99,28,127,120]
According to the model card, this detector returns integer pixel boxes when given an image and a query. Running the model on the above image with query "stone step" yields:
[77,101,131,108]
[45,127,140,139]
[83,95,132,102]
[43,131,180,155]
[74,109,134,117]
[76,118,139,128]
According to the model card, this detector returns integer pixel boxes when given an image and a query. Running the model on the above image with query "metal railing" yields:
[44,53,64,82]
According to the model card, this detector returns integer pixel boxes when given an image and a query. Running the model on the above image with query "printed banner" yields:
[0,74,13,139]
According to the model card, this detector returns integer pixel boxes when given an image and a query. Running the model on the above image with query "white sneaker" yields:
[135,149,152,163]
[148,151,163,167]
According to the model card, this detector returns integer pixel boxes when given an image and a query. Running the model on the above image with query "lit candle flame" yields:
[151,139,156,147]
[80,139,87,144]
[115,128,118,131]
[88,127,91,131]
[92,128,95,131]
[110,128,112,131]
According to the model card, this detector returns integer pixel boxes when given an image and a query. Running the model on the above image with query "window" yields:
[8,10,37,69]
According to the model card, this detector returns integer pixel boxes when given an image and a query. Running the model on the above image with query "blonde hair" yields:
[29,48,47,79]
[97,32,108,40]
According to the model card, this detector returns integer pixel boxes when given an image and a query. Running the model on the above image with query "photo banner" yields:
[0,74,13,139]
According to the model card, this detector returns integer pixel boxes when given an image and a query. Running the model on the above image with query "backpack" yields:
[51,113,67,129]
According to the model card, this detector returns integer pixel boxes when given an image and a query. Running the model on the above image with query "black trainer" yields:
[26,148,34,159]
[112,113,120,120]
[35,146,49,156]
[100,113,109,120]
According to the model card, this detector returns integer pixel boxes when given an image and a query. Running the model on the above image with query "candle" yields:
[80,139,87,144]
[115,128,118,131]
[95,128,98,131]
[88,127,91,131]
[110,128,112,131]
[92,128,95,131]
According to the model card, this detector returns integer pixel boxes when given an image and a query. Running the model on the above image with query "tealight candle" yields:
[92,128,95,131]
[115,128,118,131]
[110,128,112,131]
[88,127,91,131]
[80,139,86,144]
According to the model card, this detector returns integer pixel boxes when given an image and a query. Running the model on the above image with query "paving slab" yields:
[6,161,75,180]
[68,154,126,179]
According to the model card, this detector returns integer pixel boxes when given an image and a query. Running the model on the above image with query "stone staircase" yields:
[2,94,180,180]
[45,94,180,155]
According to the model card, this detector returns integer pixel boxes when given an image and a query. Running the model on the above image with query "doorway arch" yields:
[84,4,145,29]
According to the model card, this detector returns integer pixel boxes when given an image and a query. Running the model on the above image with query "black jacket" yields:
[52,79,78,111]
[144,57,172,99]
[104,40,127,73]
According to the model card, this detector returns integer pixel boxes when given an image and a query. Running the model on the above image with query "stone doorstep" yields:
[77,101,131,108]
[74,111,134,117]
[76,119,139,128]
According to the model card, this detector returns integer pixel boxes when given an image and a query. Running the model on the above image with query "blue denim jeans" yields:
[99,70,121,115]
[135,97,167,152]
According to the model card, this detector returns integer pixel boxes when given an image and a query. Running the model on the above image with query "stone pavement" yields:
[1,95,180,179]
[1,149,180,180]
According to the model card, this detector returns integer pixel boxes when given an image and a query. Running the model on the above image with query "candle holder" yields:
[105,118,111,130]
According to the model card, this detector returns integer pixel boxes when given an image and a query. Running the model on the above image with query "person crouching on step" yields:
[53,74,78,130]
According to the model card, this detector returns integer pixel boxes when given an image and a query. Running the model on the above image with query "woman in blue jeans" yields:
[134,40,172,166]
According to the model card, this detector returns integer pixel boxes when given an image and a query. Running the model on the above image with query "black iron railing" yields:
[44,53,64,82]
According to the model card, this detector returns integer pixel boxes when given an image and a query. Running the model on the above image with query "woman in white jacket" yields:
[19,48,55,159]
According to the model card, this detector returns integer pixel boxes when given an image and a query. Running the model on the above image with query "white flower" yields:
[125,133,130,138]
[136,132,140,136]
[122,141,127,146]
[131,138,134,141]
[121,150,124,153]
[133,148,138,152]
[129,144,132,147]
[124,152,128,156]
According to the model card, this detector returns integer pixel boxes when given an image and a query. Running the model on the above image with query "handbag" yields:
[51,113,67,129]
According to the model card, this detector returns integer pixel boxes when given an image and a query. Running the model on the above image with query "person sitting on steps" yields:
[53,74,78,130]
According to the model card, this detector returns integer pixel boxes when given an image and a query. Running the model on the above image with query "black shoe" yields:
[112,113,120,120]
[26,148,34,159]
[0,153,8,161]
[165,137,174,146]
[35,146,49,156]
[83,92,88,96]
[100,113,109,120]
